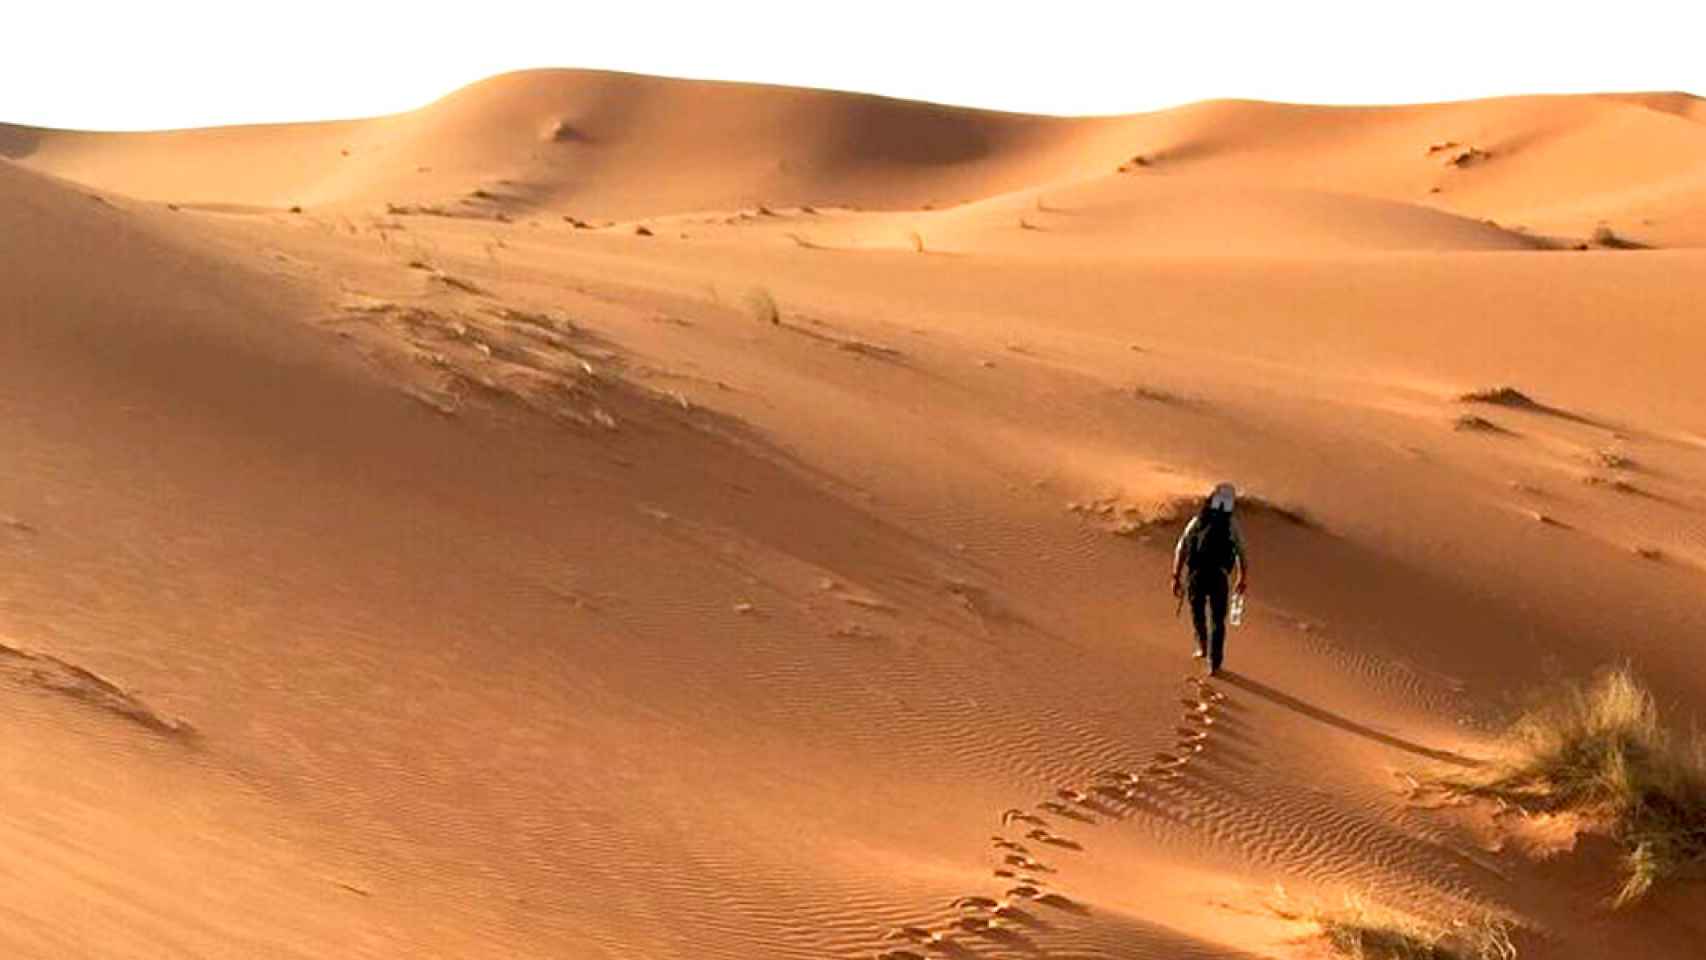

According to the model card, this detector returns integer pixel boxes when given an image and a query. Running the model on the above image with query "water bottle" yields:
[1228,592,1245,627]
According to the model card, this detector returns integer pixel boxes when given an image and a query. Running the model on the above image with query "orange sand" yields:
[2,70,1704,959]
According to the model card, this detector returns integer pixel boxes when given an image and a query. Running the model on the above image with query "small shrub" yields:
[1444,147,1490,168]
[1591,225,1644,250]
[1433,667,1706,906]
[746,287,780,325]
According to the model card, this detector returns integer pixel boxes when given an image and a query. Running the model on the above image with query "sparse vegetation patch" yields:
[1273,894,1515,960]
[1431,667,1706,906]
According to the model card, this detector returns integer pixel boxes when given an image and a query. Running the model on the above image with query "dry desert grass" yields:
[1275,893,1515,960]
[1434,667,1706,906]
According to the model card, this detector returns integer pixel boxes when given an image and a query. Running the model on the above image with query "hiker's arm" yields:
[1171,517,1198,590]
[1232,518,1249,592]
[1171,518,1198,576]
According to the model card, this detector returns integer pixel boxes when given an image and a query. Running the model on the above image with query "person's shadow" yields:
[1217,672,1478,767]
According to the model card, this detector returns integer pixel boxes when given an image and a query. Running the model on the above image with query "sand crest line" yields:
[0,638,196,739]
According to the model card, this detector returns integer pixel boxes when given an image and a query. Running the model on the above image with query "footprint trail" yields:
[872,674,1230,959]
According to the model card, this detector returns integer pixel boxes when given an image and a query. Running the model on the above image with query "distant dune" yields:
[7,70,1706,247]
[2,70,1704,959]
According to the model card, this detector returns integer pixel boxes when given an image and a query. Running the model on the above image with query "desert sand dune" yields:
[3,71,1706,959]
[11,71,1706,245]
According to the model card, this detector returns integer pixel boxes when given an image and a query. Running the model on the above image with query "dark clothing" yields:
[1189,570,1230,671]
[1173,503,1246,673]
[1173,512,1248,578]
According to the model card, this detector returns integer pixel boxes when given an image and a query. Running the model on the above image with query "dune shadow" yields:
[0,124,41,160]
[1218,672,1477,766]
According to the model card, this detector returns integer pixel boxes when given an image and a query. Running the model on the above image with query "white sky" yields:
[4,1,1702,130]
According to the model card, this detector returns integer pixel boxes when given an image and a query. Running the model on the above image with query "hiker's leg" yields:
[1189,588,1210,657]
[1207,580,1229,671]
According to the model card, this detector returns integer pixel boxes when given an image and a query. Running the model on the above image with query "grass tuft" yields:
[1434,666,1706,906]
[1275,894,1514,960]
[1590,225,1645,250]
[745,287,781,326]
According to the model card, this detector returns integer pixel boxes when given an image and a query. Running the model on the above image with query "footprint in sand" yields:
[1000,807,1047,827]
[1055,787,1091,805]
[1042,803,1095,823]
[875,678,1227,956]
[1186,679,1226,703]
[1026,827,1083,849]
[883,926,945,947]
[950,914,1009,935]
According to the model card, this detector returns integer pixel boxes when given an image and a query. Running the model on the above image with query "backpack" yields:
[1186,508,1237,578]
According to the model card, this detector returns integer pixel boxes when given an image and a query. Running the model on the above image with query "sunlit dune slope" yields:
[7,72,1706,247]
[3,71,1706,960]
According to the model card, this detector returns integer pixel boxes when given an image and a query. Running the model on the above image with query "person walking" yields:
[1170,483,1248,676]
